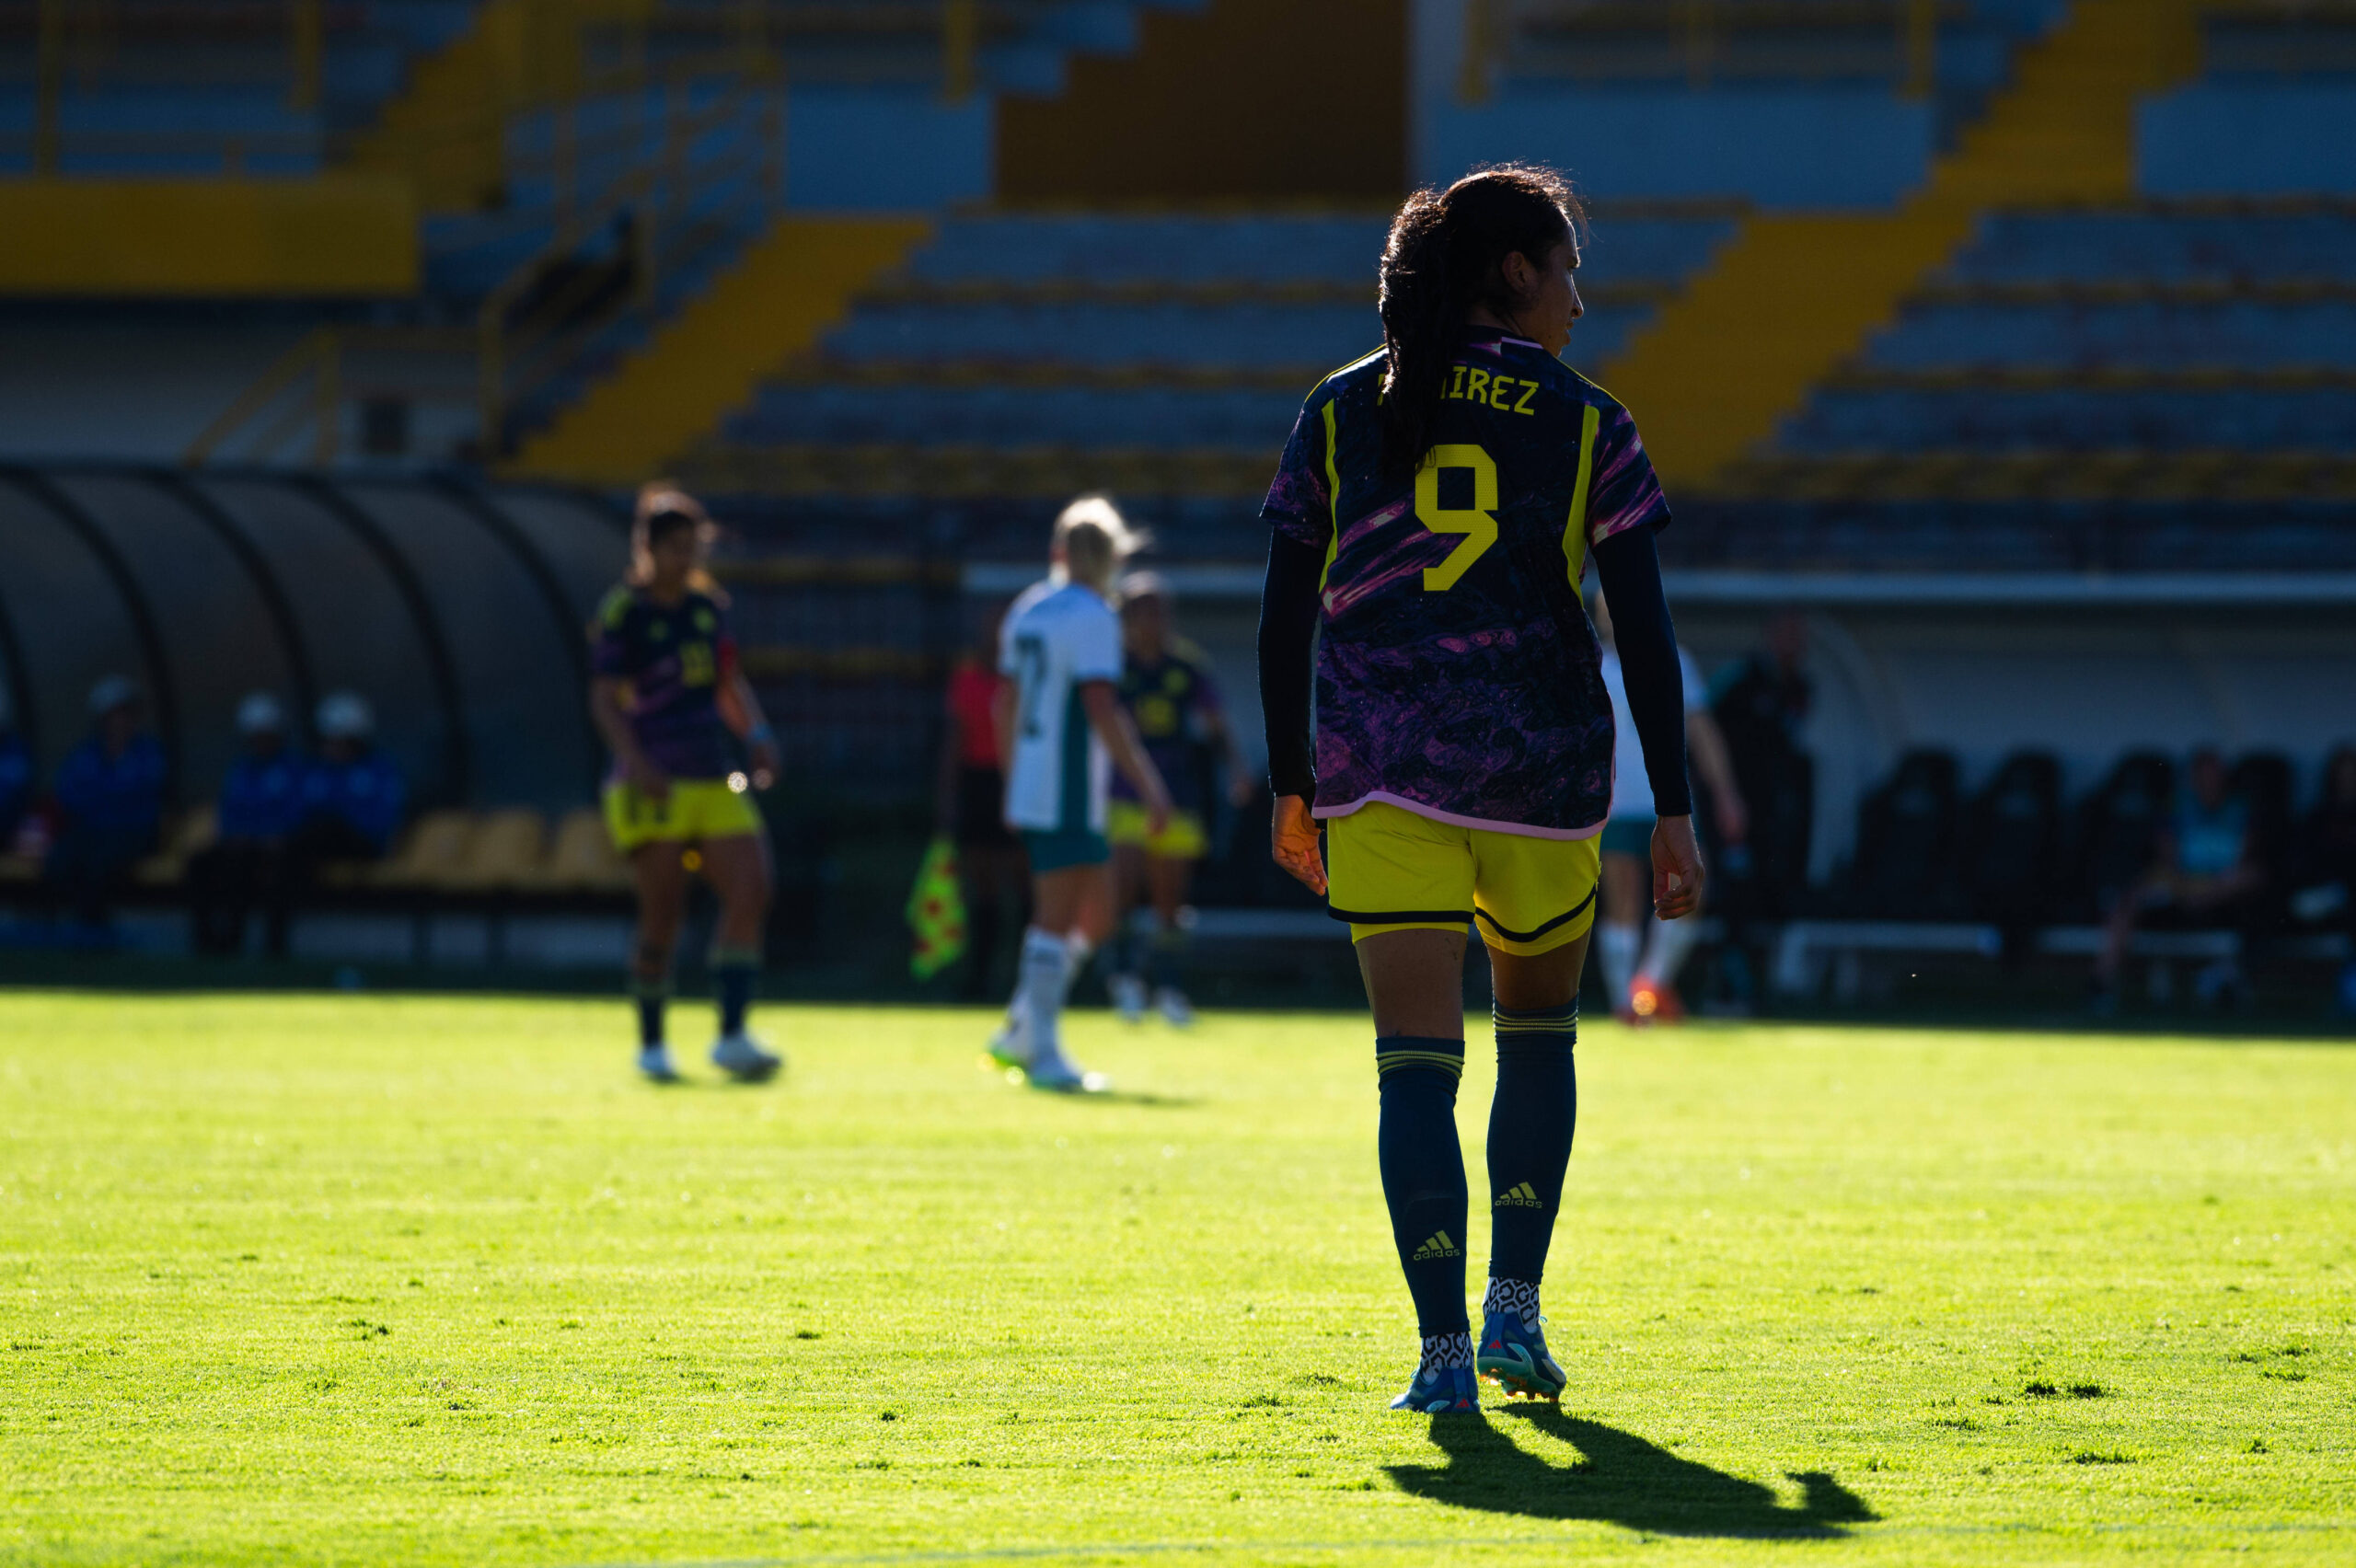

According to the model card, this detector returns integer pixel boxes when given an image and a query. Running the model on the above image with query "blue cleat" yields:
[1389,1364,1481,1414]
[1477,1309,1565,1401]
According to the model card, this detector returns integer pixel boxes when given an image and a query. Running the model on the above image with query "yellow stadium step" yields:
[507,215,932,486]
[343,0,650,213]
[1601,0,2201,492]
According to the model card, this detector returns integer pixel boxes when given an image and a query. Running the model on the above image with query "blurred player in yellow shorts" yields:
[589,485,784,1086]
[1105,574,1254,1026]
[603,776,764,852]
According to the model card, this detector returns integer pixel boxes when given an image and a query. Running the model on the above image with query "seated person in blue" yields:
[187,692,307,957]
[0,686,30,849]
[2096,745,2264,1007]
[291,692,405,870]
[45,676,167,927]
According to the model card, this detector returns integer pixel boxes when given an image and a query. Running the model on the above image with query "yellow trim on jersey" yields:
[1560,400,1602,584]
[1320,398,1343,589]
[1322,345,1388,383]
[1326,801,1600,958]
[603,778,763,852]
[596,583,635,630]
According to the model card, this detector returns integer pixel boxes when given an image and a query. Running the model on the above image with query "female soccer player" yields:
[591,484,783,1084]
[1259,166,1703,1413]
[1104,571,1254,1027]
[987,496,1172,1090]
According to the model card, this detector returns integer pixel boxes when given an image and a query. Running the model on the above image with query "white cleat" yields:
[710,1032,782,1082]
[1025,1048,1107,1094]
[1154,986,1195,1028]
[1109,973,1148,1024]
[987,1007,1032,1073]
[638,1044,682,1083]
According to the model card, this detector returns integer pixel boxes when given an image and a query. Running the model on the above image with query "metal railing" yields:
[185,51,784,468]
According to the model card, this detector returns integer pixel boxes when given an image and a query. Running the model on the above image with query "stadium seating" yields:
[0,3,478,178]
[681,208,1738,500]
[1757,202,2356,519]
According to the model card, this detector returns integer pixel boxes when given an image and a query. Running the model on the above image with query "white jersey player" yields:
[986,497,1171,1090]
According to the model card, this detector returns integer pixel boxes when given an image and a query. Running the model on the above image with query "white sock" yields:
[1638,914,1702,989]
[1600,922,1640,1004]
[1020,928,1069,1059]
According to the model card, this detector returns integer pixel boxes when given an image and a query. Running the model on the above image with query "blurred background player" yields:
[1260,167,1703,1414]
[1105,571,1254,1027]
[188,691,306,958]
[1706,611,1814,1007]
[591,485,783,1084]
[2096,744,2262,1012]
[45,676,165,930]
[987,496,1171,1091]
[1591,589,1747,1023]
[935,604,1028,1001]
[291,692,404,880]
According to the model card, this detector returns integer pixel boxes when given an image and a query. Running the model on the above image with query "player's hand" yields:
[1271,794,1326,897]
[624,753,671,802]
[1144,781,1173,839]
[1715,791,1750,846]
[1652,814,1704,921]
[747,739,781,791]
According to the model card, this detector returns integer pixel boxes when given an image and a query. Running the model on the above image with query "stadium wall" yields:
[1420,86,1936,208]
[2137,84,2356,197]
[783,88,994,212]
[0,179,418,296]
[996,0,1407,203]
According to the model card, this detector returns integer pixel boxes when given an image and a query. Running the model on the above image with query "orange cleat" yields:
[1628,978,1684,1024]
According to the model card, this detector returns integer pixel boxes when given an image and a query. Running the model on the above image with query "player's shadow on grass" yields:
[1385,1407,1877,1539]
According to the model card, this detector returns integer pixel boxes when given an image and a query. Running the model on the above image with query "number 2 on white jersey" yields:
[1013,633,1049,737]
[1416,443,1498,592]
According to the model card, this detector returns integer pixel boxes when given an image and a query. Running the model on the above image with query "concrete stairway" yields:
[508,216,932,485]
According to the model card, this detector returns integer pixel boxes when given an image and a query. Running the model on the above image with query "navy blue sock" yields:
[1485,1001,1577,1287]
[710,944,759,1037]
[1376,1035,1470,1339]
[1148,928,1186,992]
[631,978,668,1048]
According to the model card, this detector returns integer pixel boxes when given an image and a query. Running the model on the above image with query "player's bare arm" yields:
[591,675,668,800]
[716,672,780,789]
[1081,678,1171,835]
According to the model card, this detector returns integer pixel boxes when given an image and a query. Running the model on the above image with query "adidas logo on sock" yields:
[1410,1231,1461,1261]
[1494,1182,1544,1209]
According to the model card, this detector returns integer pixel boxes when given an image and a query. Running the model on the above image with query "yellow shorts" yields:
[1106,800,1209,859]
[603,778,764,853]
[1325,801,1600,957]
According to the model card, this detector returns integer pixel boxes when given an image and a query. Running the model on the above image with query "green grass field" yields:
[3,991,2350,1567]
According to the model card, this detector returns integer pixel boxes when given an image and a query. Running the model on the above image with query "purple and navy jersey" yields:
[1112,640,1223,811]
[1262,333,1671,838]
[591,584,739,780]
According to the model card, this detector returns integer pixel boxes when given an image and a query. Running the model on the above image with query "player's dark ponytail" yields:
[1378,165,1580,480]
